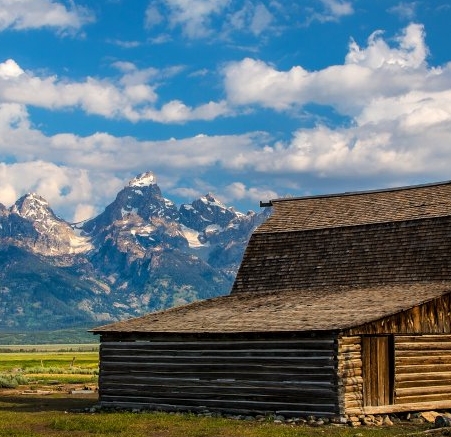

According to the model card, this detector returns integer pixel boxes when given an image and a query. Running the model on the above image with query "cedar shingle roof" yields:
[92,282,451,333]
[258,180,451,233]
[231,215,451,293]
[232,181,451,294]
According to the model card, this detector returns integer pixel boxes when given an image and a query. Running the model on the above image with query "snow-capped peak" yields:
[128,171,157,188]
[11,193,52,220]
[23,192,48,205]
[202,193,226,208]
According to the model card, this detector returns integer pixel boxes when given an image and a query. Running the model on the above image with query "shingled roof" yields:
[232,181,451,294]
[92,281,451,333]
[258,180,451,233]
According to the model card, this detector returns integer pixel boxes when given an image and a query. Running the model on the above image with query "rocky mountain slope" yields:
[0,172,270,331]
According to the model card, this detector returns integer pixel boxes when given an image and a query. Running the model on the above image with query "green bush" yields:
[0,373,28,388]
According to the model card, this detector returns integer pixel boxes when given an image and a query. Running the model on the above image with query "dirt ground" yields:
[0,383,98,412]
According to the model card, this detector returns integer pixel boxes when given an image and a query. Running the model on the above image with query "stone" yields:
[435,415,451,428]
[331,416,348,425]
[420,411,440,423]
[361,417,374,426]
[382,415,393,426]
[349,421,362,427]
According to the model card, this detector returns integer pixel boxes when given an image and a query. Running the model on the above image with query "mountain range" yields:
[0,172,270,332]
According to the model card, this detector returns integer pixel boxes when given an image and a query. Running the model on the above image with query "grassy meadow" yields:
[0,345,435,436]
[0,393,432,437]
[0,344,99,388]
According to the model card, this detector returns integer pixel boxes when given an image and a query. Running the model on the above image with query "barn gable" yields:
[233,181,451,294]
[93,180,451,418]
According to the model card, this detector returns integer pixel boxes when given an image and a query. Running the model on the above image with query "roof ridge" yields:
[265,179,451,205]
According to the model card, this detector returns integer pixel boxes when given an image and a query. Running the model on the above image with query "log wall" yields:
[337,336,363,415]
[394,335,451,405]
[98,333,341,417]
[343,334,451,415]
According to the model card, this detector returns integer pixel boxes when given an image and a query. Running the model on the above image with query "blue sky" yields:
[0,0,450,222]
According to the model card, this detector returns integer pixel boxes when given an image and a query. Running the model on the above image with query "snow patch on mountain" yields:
[69,235,93,253]
[121,207,138,218]
[129,171,156,187]
[180,224,208,248]
[201,193,226,208]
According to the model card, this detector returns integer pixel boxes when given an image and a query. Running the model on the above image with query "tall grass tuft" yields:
[0,373,28,388]
[24,366,98,375]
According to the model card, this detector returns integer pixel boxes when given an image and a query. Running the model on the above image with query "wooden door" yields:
[362,336,394,406]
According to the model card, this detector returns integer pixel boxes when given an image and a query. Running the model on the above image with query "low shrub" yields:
[0,373,28,388]
[24,366,98,375]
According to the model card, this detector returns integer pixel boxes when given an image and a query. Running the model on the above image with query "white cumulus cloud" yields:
[0,59,229,123]
[0,0,94,33]
[146,0,287,41]
[223,23,440,118]
[223,182,278,205]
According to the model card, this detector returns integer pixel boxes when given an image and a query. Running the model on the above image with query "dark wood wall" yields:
[98,333,341,417]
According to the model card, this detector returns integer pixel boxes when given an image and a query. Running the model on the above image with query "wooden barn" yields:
[92,180,451,418]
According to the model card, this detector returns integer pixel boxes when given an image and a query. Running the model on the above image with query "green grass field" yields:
[0,343,98,353]
[0,396,431,437]
[0,346,99,387]
[0,346,436,436]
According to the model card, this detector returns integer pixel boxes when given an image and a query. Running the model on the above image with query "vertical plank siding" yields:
[337,336,363,415]
[98,334,341,417]
[345,294,451,336]
[394,335,451,404]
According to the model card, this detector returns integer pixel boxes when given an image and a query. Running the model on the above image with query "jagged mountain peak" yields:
[11,193,57,221]
[6,192,93,257]
[180,192,239,231]
[201,192,227,208]
[128,171,157,188]
[82,171,179,235]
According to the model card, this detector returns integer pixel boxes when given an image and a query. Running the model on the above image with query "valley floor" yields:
[0,387,439,437]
